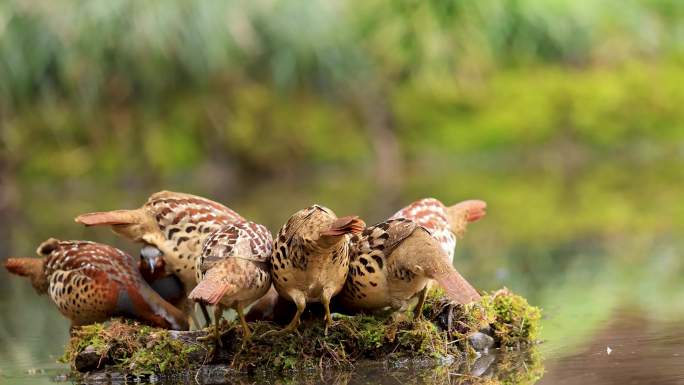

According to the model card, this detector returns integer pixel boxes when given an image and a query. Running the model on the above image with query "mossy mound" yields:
[64,288,541,378]
[61,322,205,375]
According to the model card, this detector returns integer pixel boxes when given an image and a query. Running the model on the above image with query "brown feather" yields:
[188,279,233,305]
[446,200,487,237]
[320,216,366,236]
[432,270,482,304]
[4,257,43,278]
[74,209,145,226]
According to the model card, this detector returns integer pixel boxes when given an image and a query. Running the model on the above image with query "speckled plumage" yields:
[271,205,364,331]
[4,239,188,330]
[340,218,481,314]
[189,221,272,338]
[74,191,244,302]
[390,198,486,264]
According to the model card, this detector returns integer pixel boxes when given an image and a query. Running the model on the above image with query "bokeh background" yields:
[1,1,683,384]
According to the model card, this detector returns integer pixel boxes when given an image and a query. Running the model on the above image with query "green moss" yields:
[65,289,541,375]
[481,288,542,347]
[60,323,108,364]
[63,319,202,376]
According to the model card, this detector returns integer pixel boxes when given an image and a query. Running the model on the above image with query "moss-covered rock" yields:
[64,288,541,379]
[62,321,205,375]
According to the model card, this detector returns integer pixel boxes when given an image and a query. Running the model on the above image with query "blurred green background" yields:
[1,1,683,384]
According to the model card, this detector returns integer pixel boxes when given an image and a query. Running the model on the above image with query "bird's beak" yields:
[148,257,157,274]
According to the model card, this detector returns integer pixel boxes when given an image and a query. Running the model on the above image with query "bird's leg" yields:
[236,301,252,341]
[197,303,224,361]
[190,312,201,330]
[262,291,305,336]
[213,304,224,348]
[321,287,335,335]
[281,292,305,333]
[390,299,410,324]
[413,284,430,320]
[200,303,212,328]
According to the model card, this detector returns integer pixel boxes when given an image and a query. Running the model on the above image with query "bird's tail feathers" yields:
[446,200,487,237]
[320,216,366,237]
[4,257,48,293]
[74,209,145,226]
[4,257,43,278]
[188,279,233,306]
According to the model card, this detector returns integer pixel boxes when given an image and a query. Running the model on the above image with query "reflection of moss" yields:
[65,289,541,377]
[62,320,201,376]
[494,348,544,385]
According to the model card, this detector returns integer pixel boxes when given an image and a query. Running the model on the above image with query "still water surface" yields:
[0,176,682,384]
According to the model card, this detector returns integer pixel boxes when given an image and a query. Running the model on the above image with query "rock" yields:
[468,332,495,352]
[74,346,106,372]
[469,352,496,376]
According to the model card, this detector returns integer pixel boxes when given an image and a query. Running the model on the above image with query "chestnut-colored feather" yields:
[4,239,188,330]
[188,280,233,305]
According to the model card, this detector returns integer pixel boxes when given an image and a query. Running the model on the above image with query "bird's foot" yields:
[323,315,336,336]
[197,326,225,347]
[260,322,300,338]
[241,326,253,342]
[391,312,410,324]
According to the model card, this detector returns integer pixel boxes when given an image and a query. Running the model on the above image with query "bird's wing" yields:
[358,219,419,257]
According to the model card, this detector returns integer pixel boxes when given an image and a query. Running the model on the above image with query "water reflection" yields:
[540,312,684,385]
[1,163,683,384]
[69,347,541,385]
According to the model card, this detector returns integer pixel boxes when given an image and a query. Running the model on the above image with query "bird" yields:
[138,245,186,316]
[338,218,481,318]
[390,198,487,264]
[188,220,273,342]
[74,190,244,324]
[271,205,365,332]
[4,238,189,330]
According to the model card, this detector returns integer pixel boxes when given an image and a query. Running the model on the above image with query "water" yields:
[1,165,683,384]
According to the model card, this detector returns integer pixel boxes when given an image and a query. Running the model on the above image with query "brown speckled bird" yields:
[188,220,273,341]
[271,205,365,332]
[138,245,186,313]
[74,191,244,322]
[339,218,481,317]
[390,198,487,265]
[4,239,188,330]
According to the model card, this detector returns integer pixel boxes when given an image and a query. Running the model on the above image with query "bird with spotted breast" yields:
[74,190,244,325]
[390,198,487,264]
[339,218,481,318]
[188,220,272,343]
[4,238,189,330]
[271,205,365,333]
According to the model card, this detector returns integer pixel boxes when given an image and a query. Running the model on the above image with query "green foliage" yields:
[2,0,684,180]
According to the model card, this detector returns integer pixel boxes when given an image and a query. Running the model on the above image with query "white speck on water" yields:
[606,346,612,355]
